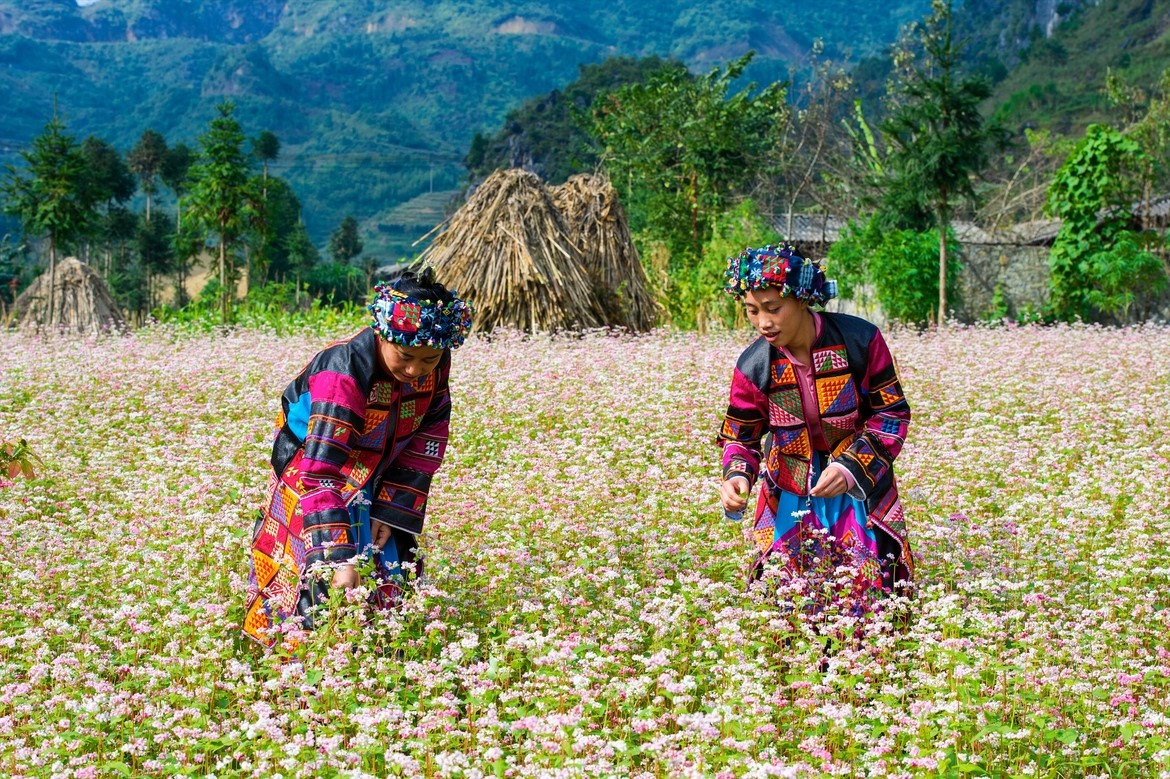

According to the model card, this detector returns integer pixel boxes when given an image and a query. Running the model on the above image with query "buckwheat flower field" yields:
[1,323,1168,778]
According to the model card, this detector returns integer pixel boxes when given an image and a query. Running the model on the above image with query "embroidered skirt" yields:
[244,483,410,646]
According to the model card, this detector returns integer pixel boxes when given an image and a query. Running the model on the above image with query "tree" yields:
[79,136,135,268]
[329,215,363,264]
[1,109,92,324]
[184,102,256,323]
[252,130,280,190]
[879,0,1004,322]
[137,210,175,313]
[590,52,788,324]
[0,234,29,322]
[127,129,168,223]
[248,176,302,285]
[284,218,319,305]
[160,143,195,305]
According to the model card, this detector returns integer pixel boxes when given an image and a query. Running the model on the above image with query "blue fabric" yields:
[287,390,312,443]
[349,487,401,579]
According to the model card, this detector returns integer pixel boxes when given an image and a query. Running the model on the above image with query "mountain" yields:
[985,0,1170,134]
[0,0,935,258]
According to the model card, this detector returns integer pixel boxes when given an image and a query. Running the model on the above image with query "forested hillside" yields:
[0,0,934,256]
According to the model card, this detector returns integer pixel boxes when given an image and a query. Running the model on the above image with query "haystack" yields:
[418,169,605,332]
[13,258,126,333]
[552,173,658,331]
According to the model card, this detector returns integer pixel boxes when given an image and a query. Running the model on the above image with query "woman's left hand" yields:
[372,521,392,550]
[810,465,849,499]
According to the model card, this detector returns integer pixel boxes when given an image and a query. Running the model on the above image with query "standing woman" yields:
[244,269,473,646]
[716,244,912,605]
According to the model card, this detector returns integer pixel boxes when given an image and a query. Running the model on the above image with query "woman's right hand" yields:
[719,477,750,512]
[331,564,359,590]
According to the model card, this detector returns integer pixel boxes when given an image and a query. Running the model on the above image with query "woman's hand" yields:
[331,564,359,590]
[372,521,392,551]
[719,477,750,512]
[810,465,849,499]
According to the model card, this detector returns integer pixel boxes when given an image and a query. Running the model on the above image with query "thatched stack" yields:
[552,173,658,331]
[419,169,605,332]
[13,258,127,333]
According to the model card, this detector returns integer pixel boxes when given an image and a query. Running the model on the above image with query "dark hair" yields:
[391,266,454,304]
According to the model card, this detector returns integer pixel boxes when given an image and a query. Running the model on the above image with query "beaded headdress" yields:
[368,280,473,349]
[723,243,837,305]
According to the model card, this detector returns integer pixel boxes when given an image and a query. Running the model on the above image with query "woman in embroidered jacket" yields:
[717,244,912,600]
[244,269,473,646]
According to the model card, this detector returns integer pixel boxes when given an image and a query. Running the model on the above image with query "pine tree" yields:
[127,129,168,223]
[184,102,256,323]
[329,215,364,264]
[1,109,92,324]
[880,0,1004,322]
[160,143,195,305]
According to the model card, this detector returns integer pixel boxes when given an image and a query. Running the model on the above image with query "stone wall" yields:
[954,244,1051,322]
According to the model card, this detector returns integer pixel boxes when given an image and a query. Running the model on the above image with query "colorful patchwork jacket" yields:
[717,313,911,547]
[268,326,451,567]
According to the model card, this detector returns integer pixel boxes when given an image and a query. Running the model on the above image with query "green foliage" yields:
[249,176,302,285]
[593,54,787,260]
[284,219,319,282]
[329,215,363,265]
[879,0,1002,319]
[691,200,783,328]
[591,53,788,328]
[151,279,367,335]
[0,0,934,260]
[0,234,30,316]
[252,130,281,172]
[1045,123,1167,321]
[127,128,168,220]
[183,101,258,323]
[828,216,961,325]
[1,110,92,267]
[80,136,135,209]
[305,260,366,306]
[465,56,674,184]
[985,0,1165,135]
[0,438,42,480]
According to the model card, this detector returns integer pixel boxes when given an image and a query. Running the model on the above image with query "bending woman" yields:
[244,269,473,646]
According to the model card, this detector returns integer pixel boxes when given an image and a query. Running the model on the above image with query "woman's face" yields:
[378,340,444,384]
[744,287,810,350]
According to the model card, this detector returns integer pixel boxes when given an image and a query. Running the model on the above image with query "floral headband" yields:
[368,282,474,349]
[723,243,837,305]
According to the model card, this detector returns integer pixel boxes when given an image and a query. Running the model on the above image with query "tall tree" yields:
[285,218,319,305]
[879,0,1004,322]
[1,109,92,324]
[329,215,363,264]
[136,210,175,312]
[127,129,168,223]
[80,136,135,268]
[184,102,255,323]
[251,176,302,284]
[160,143,195,305]
[252,131,280,190]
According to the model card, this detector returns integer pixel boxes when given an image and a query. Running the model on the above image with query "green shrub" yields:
[827,216,960,326]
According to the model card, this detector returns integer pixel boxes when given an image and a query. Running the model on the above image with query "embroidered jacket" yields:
[717,313,911,547]
[270,327,451,566]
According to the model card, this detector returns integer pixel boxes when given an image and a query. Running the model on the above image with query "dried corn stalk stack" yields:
[14,257,127,333]
[552,173,659,332]
[419,169,605,332]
